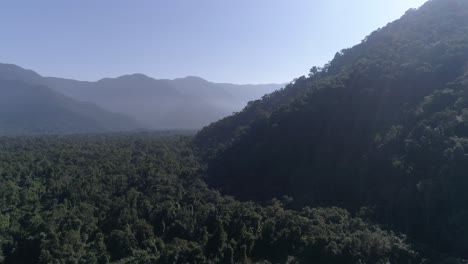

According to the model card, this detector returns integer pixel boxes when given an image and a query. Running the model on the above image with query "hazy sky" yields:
[0,0,427,84]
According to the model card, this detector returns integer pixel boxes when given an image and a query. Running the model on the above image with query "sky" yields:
[0,0,427,84]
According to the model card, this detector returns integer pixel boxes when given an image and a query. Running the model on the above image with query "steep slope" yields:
[0,63,283,129]
[0,63,43,84]
[0,79,140,135]
[195,0,468,258]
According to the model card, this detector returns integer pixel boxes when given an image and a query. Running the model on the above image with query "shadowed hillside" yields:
[195,0,468,258]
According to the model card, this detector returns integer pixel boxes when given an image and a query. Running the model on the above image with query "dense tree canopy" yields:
[0,133,423,263]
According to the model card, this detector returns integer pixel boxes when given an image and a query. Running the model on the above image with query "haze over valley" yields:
[0,63,283,134]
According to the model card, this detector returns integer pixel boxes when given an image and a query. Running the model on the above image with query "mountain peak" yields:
[119,73,151,80]
[98,73,154,83]
[173,76,209,83]
[184,76,206,81]
[0,63,43,83]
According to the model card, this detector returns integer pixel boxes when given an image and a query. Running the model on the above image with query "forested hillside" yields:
[0,134,421,263]
[195,0,468,259]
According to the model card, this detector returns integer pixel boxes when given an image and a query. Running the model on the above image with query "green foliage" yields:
[0,133,419,263]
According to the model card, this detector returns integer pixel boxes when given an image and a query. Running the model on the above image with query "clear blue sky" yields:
[0,0,427,84]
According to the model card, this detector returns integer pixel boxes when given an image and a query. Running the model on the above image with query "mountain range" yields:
[0,63,284,134]
[0,79,140,135]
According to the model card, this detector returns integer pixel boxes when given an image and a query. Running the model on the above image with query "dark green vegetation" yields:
[0,134,420,263]
[0,64,283,130]
[195,0,468,260]
[3,0,468,262]
[0,79,140,135]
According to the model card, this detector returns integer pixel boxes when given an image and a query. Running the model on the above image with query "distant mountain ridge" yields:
[0,78,140,135]
[0,63,285,129]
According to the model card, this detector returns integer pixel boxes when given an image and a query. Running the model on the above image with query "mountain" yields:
[0,79,140,135]
[0,63,43,84]
[195,0,468,258]
[0,64,284,129]
[170,76,284,110]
